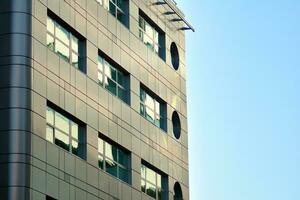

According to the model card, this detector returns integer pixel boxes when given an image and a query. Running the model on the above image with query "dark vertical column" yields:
[0,0,32,199]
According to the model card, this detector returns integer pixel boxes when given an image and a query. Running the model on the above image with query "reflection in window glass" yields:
[98,135,130,183]
[98,55,129,104]
[140,87,166,131]
[46,105,85,159]
[46,16,82,70]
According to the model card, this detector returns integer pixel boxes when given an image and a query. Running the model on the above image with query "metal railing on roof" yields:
[153,0,195,32]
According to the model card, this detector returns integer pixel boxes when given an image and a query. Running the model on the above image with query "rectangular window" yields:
[46,104,86,159]
[98,53,130,104]
[139,11,165,60]
[96,0,129,27]
[141,163,168,200]
[98,134,131,183]
[47,13,85,72]
[140,86,167,132]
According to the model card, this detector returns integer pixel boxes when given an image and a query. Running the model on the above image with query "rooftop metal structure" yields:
[153,0,195,32]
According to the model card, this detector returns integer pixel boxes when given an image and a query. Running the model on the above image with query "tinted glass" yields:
[55,40,70,62]
[56,23,70,45]
[106,160,117,176]
[147,168,156,184]
[98,154,104,169]
[55,112,69,133]
[47,107,54,125]
[55,130,69,151]
[146,182,157,199]
[119,167,128,182]
[105,143,118,162]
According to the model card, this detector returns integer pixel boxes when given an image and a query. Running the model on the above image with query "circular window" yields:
[174,182,183,200]
[170,42,179,70]
[172,111,181,139]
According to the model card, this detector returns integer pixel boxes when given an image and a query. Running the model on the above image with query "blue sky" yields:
[177,0,300,199]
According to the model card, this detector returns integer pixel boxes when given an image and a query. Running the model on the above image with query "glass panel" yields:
[144,34,154,50]
[71,122,78,139]
[140,103,145,116]
[72,140,79,155]
[105,159,117,176]
[146,182,157,199]
[56,23,70,45]
[117,86,126,101]
[145,23,154,40]
[55,112,69,133]
[103,0,109,9]
[116,9,124,22]
[155,101,160,115]
[155,115,160,127]
[46,107,54,125]
[109,2,116,16]
[139,17,145,30]
[98,138,104,154]
[105,78,117,95]
[105,63,116,81]
[145,106,155,122]
[71,52,79,67]
[139,29,144,41]
[71,35,78,53]
[46,126,54,143]
[55,40,70,62]
[158,188,162,200]
[118,149,128,166]
[146,168,156,184]
[98,154,104,169]
[47,17,54,34]
[141,179,146,193]
[98,57,104,71]
[157,174,161,188]
[98,72,103,85]
[145,94,155,110]
[47,34,55,50]
[140,89,146,101]
[55,129,70,151]
[141,165,146,178]
[105,143,118,162]
[119,166,128,182]
[154,44,159,54]
[117,71,124,85]
[154,31,159,44]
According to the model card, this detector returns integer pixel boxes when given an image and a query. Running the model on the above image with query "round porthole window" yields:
[172,111,181,139]
[170,42,179,70]
[174,182,183,200]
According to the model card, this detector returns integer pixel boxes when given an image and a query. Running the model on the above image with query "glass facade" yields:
[141,164,166,200]
[98,55,129,104]
[46,106,85,159]
[96,0,128,26]
[47,16,83,71]
[98,136,130,183]
[140,87,167,131]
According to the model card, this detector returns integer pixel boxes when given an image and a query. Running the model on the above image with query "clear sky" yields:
[177,0,300,200]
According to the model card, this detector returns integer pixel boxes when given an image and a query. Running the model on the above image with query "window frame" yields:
[140,86,167,132]
[98,53,130,104]
[46,104,86,159]
[141,163,167,200]
[98,135,131,184]
[46,12,85,72]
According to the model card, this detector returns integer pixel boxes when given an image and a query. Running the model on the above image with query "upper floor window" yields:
[96,0,129,27]
[47,13,85,72]
[140,86,167,132]
[98,53,130,104]
[139,10,166,60]
[141,163,168,200]
[46,103,86,159]
[98,135,131,183]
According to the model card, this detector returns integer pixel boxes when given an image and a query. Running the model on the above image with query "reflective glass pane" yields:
[109,2,116,16]
[105,159,117,176]
[118,149,128,166]
[105,63,116,80]
[72,140,78,155]
[55,129,70,151]
[98,57,104,71]
[71,52,78,67]
[98,138,104,154]
[56,23,70,45]
[141,179,146,193]
[146,182,157,199]
[155,115,160,127]
[46,107,54,125]
[154,31,159,44]
[139,17,145,30]
[145,106,155,122]
[157,174,161,188]
[105,78,117,95]
[145,94,155,110]
[141,165,146,178]
[145,23,154,39]
[140,89,146,101]
[117,71,124,85]
[144,34,154,50]
[71,122,78,139]
[46,126,54,143]
[105,143,118,162]
[47,17,54,34]
[116,9,124,22]
[155,101,160,115]
[140,103,145,116]
[71,35,78,53]
[117,86,126,101]
[47,34,55,50]
[139,29,144,41]
[98,72,103,85]
[103,0,109,9]
[98,154,104,169]
[146,168,156,184]
[55,112,69,133]
[55,40,70,62]
[119,166,128,182]
[158,188,162,200]
[154,44,159,54]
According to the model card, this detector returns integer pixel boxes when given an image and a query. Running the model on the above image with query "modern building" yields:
[0,0,193,199]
